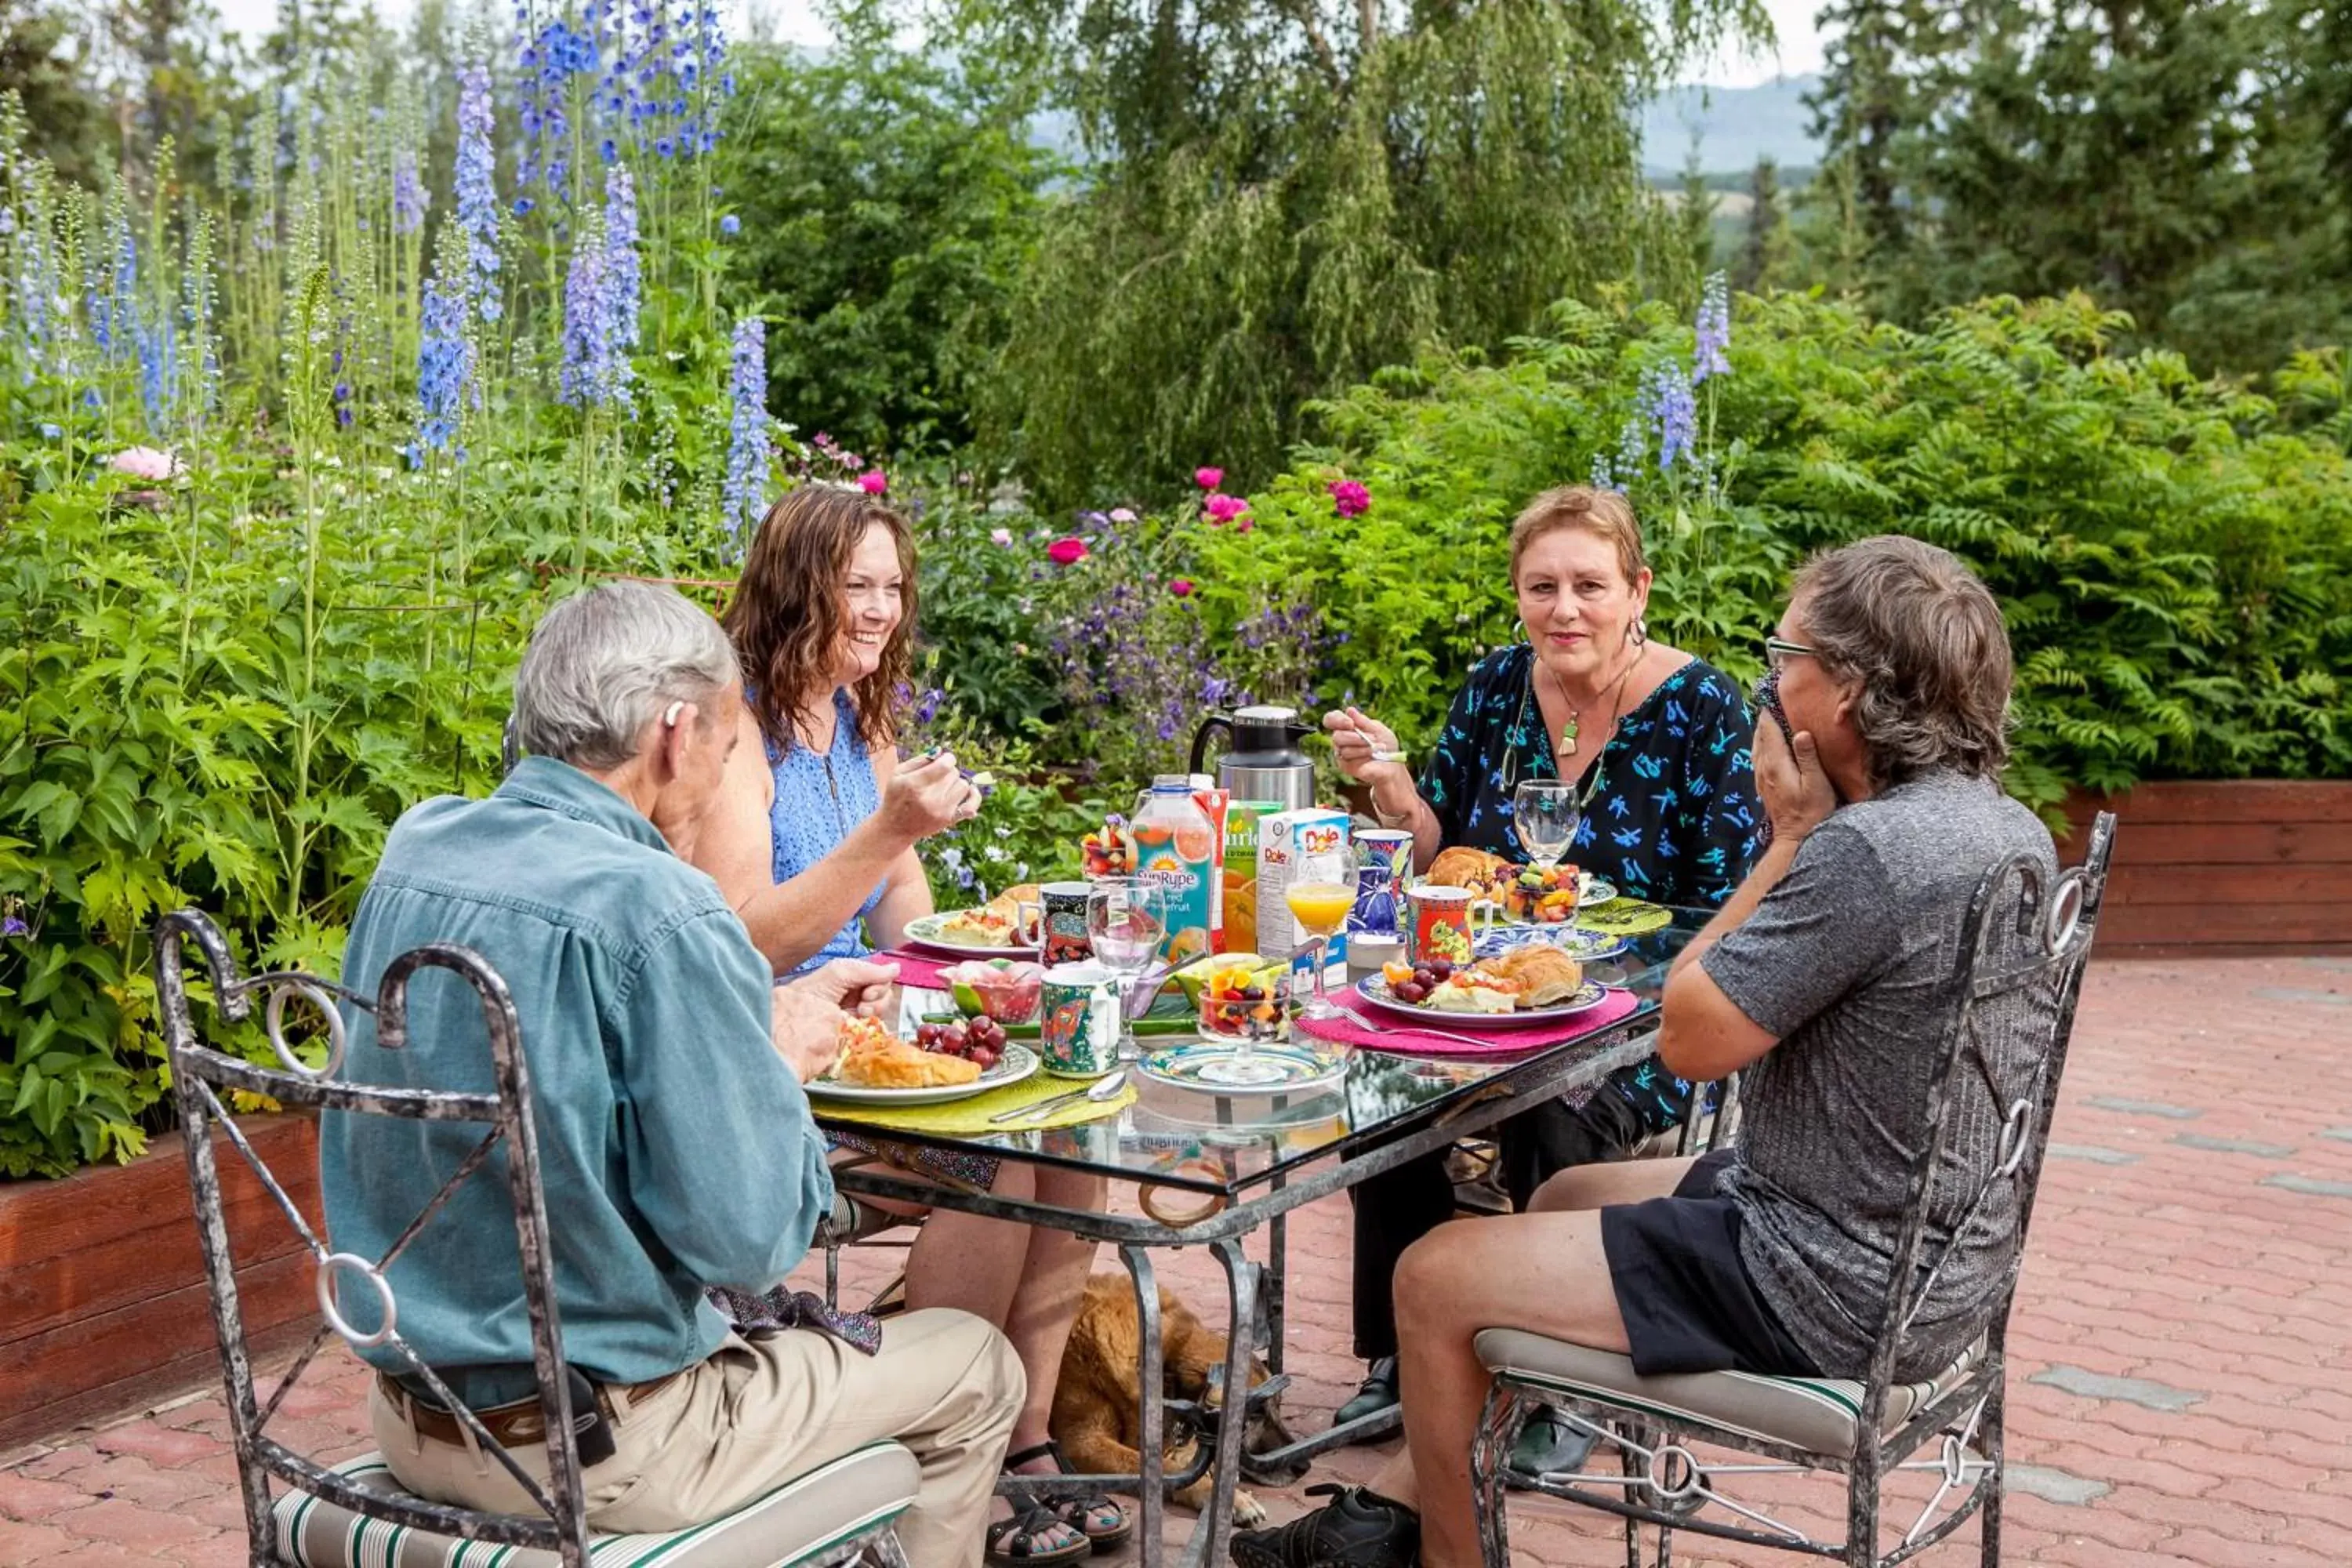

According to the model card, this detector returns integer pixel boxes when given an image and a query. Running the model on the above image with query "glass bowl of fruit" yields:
[1502,863,1581,924]
[912,1013,1013,1073]
[1195,960,1296,1043]
[938,959,1044,1025]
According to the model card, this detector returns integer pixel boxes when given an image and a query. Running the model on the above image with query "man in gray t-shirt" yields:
[1701,768,2054,1380]
[1234,535,2057,1568]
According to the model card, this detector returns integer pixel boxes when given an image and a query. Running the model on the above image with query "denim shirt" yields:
[320,757,833,1408]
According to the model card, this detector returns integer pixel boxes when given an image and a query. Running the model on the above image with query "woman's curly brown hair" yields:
[721,485,917,757]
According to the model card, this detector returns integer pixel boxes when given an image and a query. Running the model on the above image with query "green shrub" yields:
[1180,290,2352,814]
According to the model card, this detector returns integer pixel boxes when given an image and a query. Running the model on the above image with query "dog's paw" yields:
[1231,1489,1267,1528]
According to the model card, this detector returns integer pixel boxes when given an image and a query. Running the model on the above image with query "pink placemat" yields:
[870,947,966,992]
[1295,985,1644,1057]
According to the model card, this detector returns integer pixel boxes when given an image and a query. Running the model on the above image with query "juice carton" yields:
[1256,808,1352,962]
[1221,800,1284,956]
[1189,784,1232,953]
[1132,776,1219,964]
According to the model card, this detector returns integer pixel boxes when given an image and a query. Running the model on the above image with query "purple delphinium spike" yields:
[391,150,427,235]
[413,274,472,461]
[1639,361,1697,472]
[456,66,502,323]
[724,316,770,545]
[1693,270,1731,385]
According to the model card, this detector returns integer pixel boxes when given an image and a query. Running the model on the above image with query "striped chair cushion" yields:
[271,1442,919,1568]
[1475,1329,1986,1457]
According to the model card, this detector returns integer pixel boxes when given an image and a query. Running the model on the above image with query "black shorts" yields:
[1599,1150,1820,1378]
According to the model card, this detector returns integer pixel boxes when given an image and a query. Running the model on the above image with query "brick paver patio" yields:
[4,954,2347,1566]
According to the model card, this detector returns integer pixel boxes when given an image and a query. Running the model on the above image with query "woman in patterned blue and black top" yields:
[1321,484,1761,1460]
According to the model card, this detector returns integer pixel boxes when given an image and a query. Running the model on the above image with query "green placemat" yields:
[1575,898,1674,937]
[817,1072,1138,1136]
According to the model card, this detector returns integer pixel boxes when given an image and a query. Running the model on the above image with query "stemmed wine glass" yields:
[1284,843,1359,1021]
[1086,878,1166,1064]
[1512,779,1580,873]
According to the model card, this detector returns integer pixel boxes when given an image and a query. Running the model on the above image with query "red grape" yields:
[1395,981,1426,1004]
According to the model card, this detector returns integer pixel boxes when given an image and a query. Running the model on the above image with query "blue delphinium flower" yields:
[1693,270,1731,385]
[456,66,502,323]
[559,207,611,407]
[1589,451,1616,491]
[39,423,60,440]
[718,213,739,237]
[413,274,471,460]
[391,150,427,236]
[1639,361,1697,472]
[723,315,770,543]
[603,163,640,368]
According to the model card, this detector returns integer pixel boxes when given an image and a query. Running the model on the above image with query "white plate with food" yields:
[1356,946,1610,1029]
[903,883,1042,956]
[805,1016,1039,1104]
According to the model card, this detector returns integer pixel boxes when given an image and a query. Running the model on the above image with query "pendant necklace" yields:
[1544,648,1642,761]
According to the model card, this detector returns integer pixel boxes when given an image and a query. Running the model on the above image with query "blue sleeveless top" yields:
[767,688,888,976]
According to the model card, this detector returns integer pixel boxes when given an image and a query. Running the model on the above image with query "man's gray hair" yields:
[512,582,740,770]
[1792,535,2013,788]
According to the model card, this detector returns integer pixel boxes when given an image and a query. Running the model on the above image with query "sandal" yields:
[1008,1439,1134,1554]
[985,1487,1092,1568]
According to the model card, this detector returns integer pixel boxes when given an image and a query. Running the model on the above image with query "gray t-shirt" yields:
[1701,770,2057,1381]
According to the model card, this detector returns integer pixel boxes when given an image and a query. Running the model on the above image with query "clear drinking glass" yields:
[1512,779,1580,872]
[1284,844,1359,1021]
[1086,878,1165,1064]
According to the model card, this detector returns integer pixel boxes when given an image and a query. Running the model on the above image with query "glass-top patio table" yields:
[815,913,1704,1567]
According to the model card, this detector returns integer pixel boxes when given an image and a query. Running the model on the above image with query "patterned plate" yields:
[1137,1039,1351,1094]
[805,1043,1039,1105]
[1578,873,1619,907]
[1474,926,1628,964]
[902,911,1041,957]
[1355,975,1610,1029]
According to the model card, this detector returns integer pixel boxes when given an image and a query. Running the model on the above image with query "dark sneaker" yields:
[1332,1357,1399,1434]
[1504,1409,1599,1485]
[1230,1484,1418,1568]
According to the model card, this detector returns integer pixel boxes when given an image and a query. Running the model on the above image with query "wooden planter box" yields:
[2062,780,2352,958]
[0,1112,321,1449]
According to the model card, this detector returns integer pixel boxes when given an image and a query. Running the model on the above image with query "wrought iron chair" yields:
[158,908,920,1568]
[1468,811,2117,1568]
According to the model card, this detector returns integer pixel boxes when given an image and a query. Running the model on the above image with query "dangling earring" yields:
[1630,615,1649,648]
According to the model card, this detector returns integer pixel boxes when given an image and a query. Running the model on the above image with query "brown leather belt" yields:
[378,1369,687,1449]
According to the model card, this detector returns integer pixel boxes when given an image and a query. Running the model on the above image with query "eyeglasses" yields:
[1763,636,1817,672]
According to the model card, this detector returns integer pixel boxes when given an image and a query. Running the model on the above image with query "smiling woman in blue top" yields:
[1319,485,1760,1458]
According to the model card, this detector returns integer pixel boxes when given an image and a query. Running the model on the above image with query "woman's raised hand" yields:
[882,750,979,844]
[1323,706,1414,797]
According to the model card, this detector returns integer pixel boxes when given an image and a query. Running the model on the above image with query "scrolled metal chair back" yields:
[1859,811,2118,1447]
[156,908,596,1568]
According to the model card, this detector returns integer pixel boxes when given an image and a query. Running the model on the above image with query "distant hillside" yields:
[1642,75,1821,176]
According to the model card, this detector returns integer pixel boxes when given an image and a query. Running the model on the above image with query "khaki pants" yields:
[372,1308,1022,1568]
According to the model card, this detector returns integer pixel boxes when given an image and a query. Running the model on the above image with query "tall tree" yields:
[946,0,1769,506]
[1,0,105,183]
[1733,154,1787,292]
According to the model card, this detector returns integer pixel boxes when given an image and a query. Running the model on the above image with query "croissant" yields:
[838,1035,983,1089]
[1427,846,1512,897]
[1487,944,1584,1007]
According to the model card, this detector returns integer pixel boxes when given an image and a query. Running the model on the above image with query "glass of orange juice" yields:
[1286,844,1358,1018]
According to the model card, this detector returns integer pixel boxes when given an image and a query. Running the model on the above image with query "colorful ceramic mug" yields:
[1348,828,1414,935]
[1039,961,1122,1077]
[1019,880,1096,967]
[1406,884,1477,966]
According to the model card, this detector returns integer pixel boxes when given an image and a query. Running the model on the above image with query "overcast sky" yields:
[209,0,1825,85]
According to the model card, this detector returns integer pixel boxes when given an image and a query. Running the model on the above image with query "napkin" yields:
[1294,985,1644,1057]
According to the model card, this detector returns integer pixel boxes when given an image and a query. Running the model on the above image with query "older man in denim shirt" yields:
[322,583,1020,1568]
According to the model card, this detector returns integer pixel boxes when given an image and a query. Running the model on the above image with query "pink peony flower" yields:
[989,527,1014,546]
[1109,507,1137,523]
[1170,578,1196,597]
[858,470,888,495]
[1330,478,1371,518]
[1194,467,1223,490]
[1203,493,1250,525]
[1236,517,1256,534]
[110,446,182,481]
[1047,536,1089,566]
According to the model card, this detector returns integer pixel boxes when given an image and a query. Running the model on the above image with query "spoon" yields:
[989,1069,1129,1126]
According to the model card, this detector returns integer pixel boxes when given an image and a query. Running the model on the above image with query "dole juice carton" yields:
[1221,800,1284,955]
[1256,808,1353,963]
